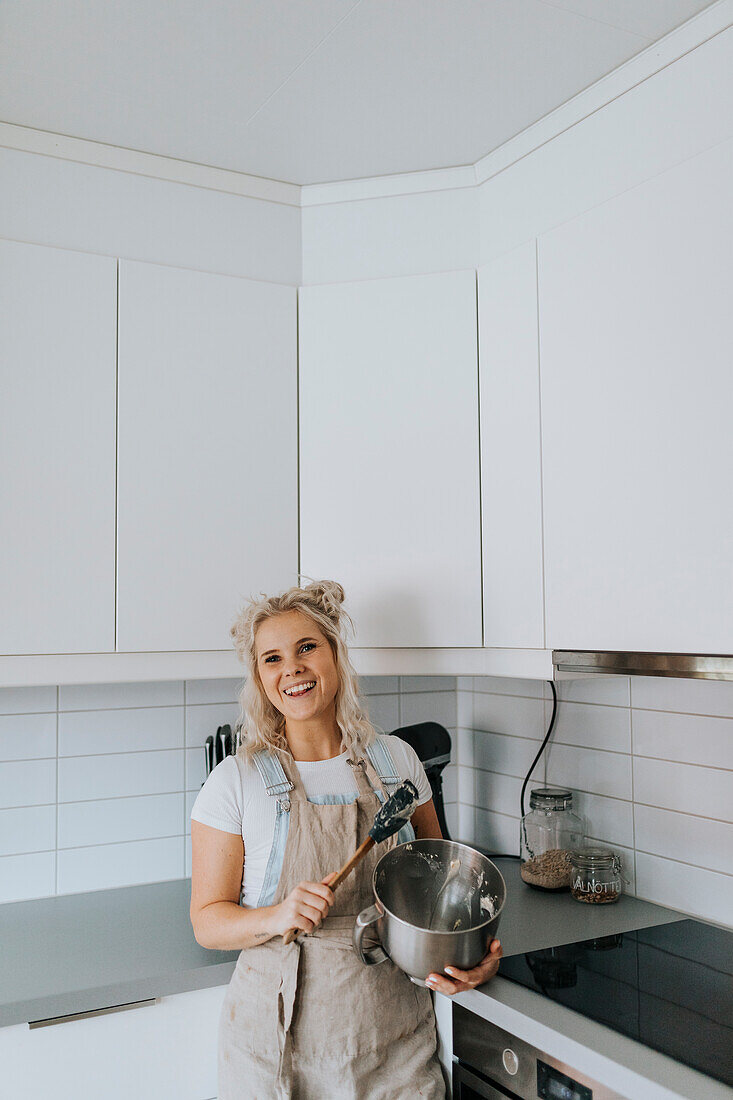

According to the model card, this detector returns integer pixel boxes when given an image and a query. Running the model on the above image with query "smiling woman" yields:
[188,580,500,1099]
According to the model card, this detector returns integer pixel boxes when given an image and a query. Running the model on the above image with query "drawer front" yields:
[0,986,226,1100]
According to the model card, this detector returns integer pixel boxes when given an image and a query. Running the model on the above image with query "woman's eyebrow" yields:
[259,637,317,658]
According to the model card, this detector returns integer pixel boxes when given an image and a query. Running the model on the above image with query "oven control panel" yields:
[537,1059,592,1100]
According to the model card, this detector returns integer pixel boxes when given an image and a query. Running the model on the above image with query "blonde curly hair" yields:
[230,580,376,759]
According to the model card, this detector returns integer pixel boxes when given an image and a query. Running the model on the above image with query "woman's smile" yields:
[282,679,316,698]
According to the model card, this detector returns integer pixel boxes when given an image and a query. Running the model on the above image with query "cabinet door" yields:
[299,270,482,648]
[539,139,733,652]
[117,261,297,652]
[0,239,117,655]
[479,244,544,648]
[0,986,226,1099]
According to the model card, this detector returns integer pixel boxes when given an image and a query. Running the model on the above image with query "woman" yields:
[190,580,502,1099]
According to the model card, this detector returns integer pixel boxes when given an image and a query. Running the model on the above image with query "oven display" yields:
[537,1059,592,1100]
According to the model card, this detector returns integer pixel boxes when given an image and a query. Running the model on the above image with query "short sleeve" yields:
[190,756,244,835]
[382,736,433,807]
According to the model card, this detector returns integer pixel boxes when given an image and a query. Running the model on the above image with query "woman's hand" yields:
[268,874,337,938]
[425,938,502,996]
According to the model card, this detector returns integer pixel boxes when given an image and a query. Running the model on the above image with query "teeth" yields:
[284,681,316,697]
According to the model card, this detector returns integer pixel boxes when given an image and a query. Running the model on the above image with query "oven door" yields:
[453,1059,522,1099]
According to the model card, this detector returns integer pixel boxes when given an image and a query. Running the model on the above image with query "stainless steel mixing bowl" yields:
[353,839,506,986]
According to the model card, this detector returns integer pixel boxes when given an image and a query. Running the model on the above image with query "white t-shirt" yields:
[190,736,432,908]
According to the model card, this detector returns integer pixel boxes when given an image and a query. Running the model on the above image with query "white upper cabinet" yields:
[0,239,117,655]
[539,139,733,653]
[117,261,297,652]
[478,244,545,649]
[299,270,482,648]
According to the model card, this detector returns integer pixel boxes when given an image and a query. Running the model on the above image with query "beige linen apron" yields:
[218,749,445,1100]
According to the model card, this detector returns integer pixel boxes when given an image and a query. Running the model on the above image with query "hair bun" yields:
[302,579,345,623]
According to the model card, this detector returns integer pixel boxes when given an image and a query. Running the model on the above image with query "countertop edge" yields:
[455,977,733,1100]
[0,961,237,1030]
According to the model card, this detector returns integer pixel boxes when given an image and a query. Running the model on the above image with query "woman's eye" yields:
[300,643,315,653]
[264,655,280,663]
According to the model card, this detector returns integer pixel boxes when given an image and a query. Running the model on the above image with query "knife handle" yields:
[204,736,214,779]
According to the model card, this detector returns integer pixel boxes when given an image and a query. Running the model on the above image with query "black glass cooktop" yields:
[499,919,733,1088]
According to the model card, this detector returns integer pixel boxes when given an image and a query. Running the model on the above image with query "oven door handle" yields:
[453,1061,522,1100]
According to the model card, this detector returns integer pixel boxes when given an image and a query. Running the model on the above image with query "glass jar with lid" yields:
[570,847,625,904]
[520,788,585,891]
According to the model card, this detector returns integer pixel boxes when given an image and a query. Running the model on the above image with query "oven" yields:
[452,1004,627,1100]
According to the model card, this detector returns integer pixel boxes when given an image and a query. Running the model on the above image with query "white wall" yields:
[0,146,301,285]
[455,675,733,930]
[0,676,455,903]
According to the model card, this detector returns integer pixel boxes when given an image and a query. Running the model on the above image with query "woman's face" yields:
[255,610,340,727]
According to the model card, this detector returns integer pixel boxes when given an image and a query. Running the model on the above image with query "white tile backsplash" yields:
[184,678,242,705]
[631,674,733,717]
[472,692,546,739]
[57,836,184,894]
[59,680,184,711]
[635,852,733,928]
[457,675,733,929]
[0,675,455,901]
[633,756,733,822]
[0,685,57,714]
[3,670,730,927]
[0,712,57,761]
[546,743,633,801]
[551,701,631,753]
[0,851,56,904]
[0,759,56,808]
[58,750,184,802]
[400,689,456,728]
[365,693,400,732]
[632,707,733,768]
[58,706,184,756]
[0,805,56,857]
[634,804,733,876]
[58,793,184,849]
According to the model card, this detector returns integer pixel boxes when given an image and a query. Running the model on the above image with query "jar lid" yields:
[570,846,620,869]
[529,787,573,811]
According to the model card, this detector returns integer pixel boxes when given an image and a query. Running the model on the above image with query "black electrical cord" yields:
[484,680,559,860]
[520,680,558,819]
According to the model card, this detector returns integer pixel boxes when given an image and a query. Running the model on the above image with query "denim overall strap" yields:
[253,750,295,907]
[365,735,416,844]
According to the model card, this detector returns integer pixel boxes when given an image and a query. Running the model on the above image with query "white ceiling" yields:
[0,0,717,186]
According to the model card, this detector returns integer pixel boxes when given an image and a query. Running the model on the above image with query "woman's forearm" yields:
[192,900,279,951]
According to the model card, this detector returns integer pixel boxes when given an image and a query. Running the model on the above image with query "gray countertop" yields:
[0,857,683,1029]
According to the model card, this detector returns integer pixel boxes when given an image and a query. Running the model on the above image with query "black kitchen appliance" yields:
[485,918,733,1091]
[390,722,452,838]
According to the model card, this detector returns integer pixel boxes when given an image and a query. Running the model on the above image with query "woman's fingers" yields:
[425,939,502,996]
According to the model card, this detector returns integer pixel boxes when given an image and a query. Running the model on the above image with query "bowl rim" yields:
[371,837,507,934]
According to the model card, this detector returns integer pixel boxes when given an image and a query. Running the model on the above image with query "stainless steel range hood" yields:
[553,651,733,682]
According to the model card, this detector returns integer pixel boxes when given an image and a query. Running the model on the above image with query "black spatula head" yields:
[369,780,420,844]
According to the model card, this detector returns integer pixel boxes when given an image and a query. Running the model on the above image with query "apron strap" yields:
[253,750,294,907]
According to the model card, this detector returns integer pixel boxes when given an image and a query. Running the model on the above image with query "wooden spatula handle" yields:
[282,835,375,945]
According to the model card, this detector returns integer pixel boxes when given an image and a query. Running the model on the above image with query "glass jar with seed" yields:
[520,788,585,891]
[570,847,625,904]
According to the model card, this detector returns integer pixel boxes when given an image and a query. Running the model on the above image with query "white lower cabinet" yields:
[0,986,226,1100]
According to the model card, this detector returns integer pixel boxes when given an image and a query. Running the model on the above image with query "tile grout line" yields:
[630,703,638,895]
[55,685,59,894]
